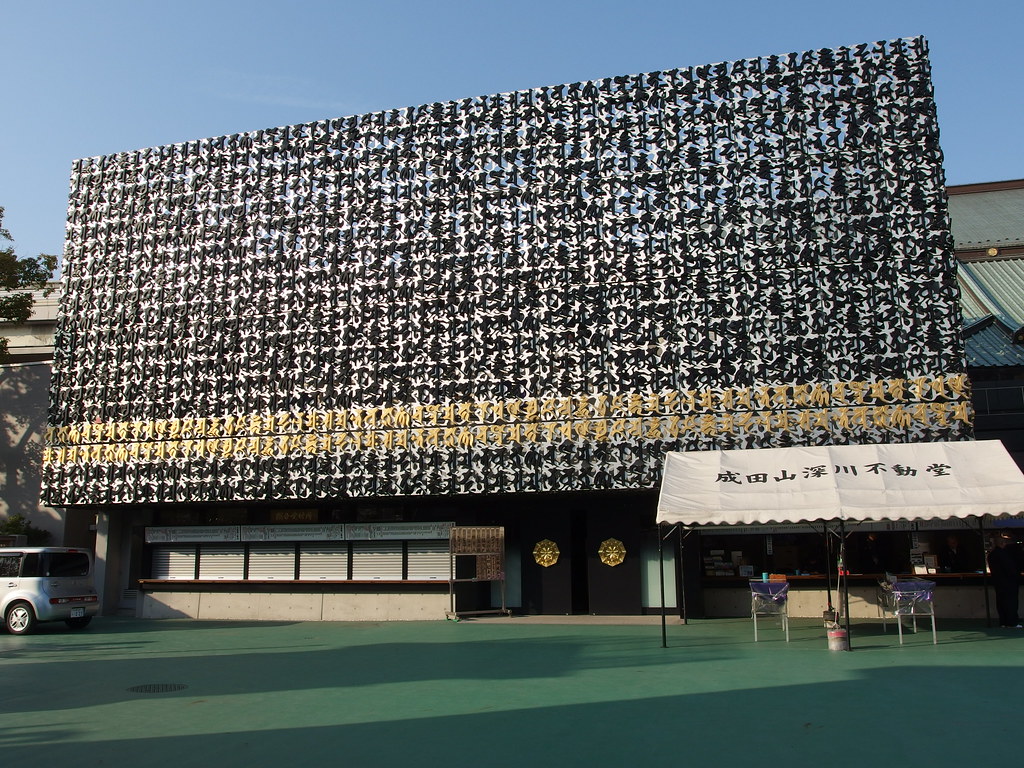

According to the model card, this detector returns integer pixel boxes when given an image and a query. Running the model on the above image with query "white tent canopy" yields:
[656,440,1024,527]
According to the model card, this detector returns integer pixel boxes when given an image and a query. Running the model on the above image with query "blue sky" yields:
[3,0,1022,263]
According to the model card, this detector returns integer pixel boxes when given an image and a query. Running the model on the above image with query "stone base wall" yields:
[704,585,999,620]
[141,590,449,621]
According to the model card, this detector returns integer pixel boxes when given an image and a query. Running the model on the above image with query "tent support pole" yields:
[979,517,992,626]
[840,519,852,651]
[823,524,834,617]
[677,526,689,625]
[659,524,668,648]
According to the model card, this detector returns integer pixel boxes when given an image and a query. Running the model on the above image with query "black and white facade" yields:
[42,37,971,618]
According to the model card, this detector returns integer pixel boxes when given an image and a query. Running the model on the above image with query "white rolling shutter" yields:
[299,543,349,580]
[151,546,196,580]
[351,541,403,580]
[198,544,245,580]
[247,544,296,580]
[406,541,450,580]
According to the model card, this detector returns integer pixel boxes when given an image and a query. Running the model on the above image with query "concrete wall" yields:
[0,361,65,543]
[141,590,450,621]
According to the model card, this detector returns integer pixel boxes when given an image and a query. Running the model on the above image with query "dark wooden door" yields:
[519,514,573,614]
[585,510,642,615]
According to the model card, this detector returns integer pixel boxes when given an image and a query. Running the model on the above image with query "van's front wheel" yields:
[65,616,92,630]
[5,602,36,635]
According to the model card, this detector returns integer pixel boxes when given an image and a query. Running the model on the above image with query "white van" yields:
[1,547,100,635]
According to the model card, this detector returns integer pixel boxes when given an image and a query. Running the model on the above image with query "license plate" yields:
[70,608,85,618]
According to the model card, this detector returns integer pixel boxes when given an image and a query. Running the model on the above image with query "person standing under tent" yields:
[988,533,1023,629]
[939,534,970,573]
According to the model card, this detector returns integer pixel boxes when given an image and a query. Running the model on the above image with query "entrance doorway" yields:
[519,501,644,615]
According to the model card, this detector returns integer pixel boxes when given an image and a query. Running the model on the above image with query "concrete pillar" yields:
[93,512,123,616]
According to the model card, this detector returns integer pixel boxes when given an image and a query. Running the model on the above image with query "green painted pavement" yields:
[2,616,1021,767]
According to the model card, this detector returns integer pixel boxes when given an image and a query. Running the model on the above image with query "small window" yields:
[351,542,403,580]
[0,555,21,579]
[151,547,197,580]
[41,552,90,578]
[298,544,349,580]
[407,541,450,580]
[198,544,244,580]
[247,544,296,580]
[21,553,40,577]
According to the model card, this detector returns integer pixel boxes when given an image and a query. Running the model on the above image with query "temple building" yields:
[3,37,1019,620]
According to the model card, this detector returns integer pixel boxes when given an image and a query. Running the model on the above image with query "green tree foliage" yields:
[0,513,53,545]
[1,206,58,361]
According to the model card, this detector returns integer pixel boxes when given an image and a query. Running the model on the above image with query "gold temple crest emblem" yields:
[533,539,560,567]
[598,538,626,566]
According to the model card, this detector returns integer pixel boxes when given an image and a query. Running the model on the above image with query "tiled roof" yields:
[959,284,990,324]
[948,187,1024,250]
[951,182,1024,368]
[961,316,1024,368]
[958,258,1024,327]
